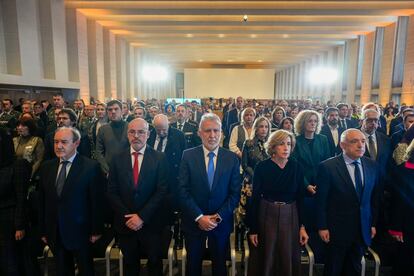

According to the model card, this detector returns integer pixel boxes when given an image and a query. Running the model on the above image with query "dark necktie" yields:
[368,135,377,160]
[56,161,69,196]
[132,152,140,188]
[156,136,164,152]
[341,119,347,129]
[352,160,363,200]
[207,152,215,189]
[178,123,183,131]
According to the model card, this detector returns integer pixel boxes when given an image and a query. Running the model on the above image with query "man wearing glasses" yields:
[107,118,168,276]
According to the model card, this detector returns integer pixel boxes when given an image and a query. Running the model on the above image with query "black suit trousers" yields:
[118,229,163,276]
[52,230,94,276]
[324,241,365,276]
[184,232,229,276]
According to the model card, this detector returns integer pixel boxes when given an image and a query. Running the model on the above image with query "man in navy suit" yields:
[316,129,380,276]
[107,118,168,276]
[178,113,241,276]
[337,103,358,129]
[39,127,104,276]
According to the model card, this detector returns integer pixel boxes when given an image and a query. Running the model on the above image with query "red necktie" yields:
[132,152,140,188]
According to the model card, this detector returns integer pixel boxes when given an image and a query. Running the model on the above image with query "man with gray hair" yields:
[148,114,186,220]
[360,109,391,173]
[39,126,104,276]
[178,113,241,275]
[316,128,380,276]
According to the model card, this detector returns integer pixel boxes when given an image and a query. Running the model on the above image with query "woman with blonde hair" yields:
[229,107,256,158]
[247,130,308,276]
[291,109,330,263]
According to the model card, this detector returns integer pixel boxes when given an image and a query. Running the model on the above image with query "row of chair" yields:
[40,230,380,276]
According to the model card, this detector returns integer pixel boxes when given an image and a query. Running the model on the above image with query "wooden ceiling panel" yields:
[65,0,414,69]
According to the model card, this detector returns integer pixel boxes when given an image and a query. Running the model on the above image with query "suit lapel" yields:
[136,147,153,190]
[123,151,135,188]
[360,158,372,202]
[375,131,383,161]
[60,155,81,198]
[195,146,210,191]
[211,148,224,191]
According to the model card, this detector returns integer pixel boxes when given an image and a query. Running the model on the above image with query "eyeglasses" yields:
[128,129,148,136]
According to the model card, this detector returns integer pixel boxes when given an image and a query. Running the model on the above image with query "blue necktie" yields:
[352,161,363,200]
[207,152,215,189]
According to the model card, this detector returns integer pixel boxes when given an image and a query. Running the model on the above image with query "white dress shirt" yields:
[154,135,167,152]
[362,130,377,155]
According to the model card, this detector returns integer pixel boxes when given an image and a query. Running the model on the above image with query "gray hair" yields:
[340,128,363,143]
[152,114,169,126]
[55,126,81,142]
[361,109,379,120]
[199,113,222,130]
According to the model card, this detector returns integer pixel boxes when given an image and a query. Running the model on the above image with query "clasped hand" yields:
[197,215,218,231]
[125,214,144,231]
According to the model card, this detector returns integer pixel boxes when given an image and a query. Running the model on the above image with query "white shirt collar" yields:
[202,145,219,157]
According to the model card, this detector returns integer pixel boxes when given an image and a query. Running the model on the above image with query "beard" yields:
[328,119,338,127]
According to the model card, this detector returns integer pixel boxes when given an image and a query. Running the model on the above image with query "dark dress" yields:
[237,137,269,227]
[0,158,31,275]
[389,162,414,276]
[247,158,305,276]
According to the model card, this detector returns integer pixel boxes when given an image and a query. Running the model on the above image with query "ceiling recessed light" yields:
[258,60,263,62]
[198,59,203,62]
[227,59,233,62]
[283,34,289,38]
[250,34,257,38]
[218,34,225,38]
[186,34,193,38]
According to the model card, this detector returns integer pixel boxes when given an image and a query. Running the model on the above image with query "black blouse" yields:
[247,158,305,234]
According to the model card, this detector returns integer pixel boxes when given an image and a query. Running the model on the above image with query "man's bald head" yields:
[153,114,169,138]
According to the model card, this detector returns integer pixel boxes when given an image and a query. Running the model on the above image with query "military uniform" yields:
[0,110,21,133]
[170,120,201,149]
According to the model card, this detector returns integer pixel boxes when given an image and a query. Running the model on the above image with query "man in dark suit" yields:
[171,104,201,149]
[320,107,345,157]
[337,103,358,129]
[107,118,168,276]
[316,129,379,276]
[360,109,391,176]
[148,114,186,212]
[39,127,104,276]
[43,108,92,160]
[178,113,241,276]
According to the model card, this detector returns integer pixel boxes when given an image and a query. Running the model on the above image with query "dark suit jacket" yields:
[316,155,380,246]
[147,127,186,190]
[178,146,241,235]
[390,129,405,150]
[107,146,169,234]
[170,121,201,149]
[363,130,391,178]
[224,109,240,137]
[38,155,104,250]
[291,134,331,185]
[320,125,345,157]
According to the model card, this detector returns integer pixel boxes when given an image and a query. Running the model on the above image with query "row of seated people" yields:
[0,95,414,276]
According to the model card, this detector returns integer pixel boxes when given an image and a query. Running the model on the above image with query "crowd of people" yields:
[0,93,414,276]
